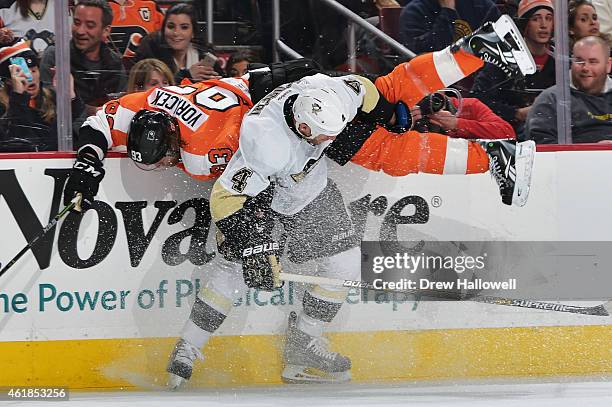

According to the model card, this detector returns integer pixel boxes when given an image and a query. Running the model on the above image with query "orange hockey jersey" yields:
[83,78,253,180]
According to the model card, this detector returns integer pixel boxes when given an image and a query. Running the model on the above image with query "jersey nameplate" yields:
[148,89,207,130]
[249,83,292,116]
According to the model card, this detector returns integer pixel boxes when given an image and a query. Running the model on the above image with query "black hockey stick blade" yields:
[471,296,611,316]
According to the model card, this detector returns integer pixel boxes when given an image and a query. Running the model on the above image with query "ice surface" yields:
[8,378,612,407]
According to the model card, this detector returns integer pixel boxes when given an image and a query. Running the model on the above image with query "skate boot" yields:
[166,338,204,390]
[481,139,535,207]
[452,15,536,77]
[281,311,351,383]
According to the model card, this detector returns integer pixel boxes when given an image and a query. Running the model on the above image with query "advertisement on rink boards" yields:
[1,152,612,343]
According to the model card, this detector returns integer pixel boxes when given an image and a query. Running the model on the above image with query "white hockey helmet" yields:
[293,88,348,139]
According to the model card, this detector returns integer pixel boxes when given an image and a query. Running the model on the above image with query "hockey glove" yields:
[242,242,283,291]
[386,101,412,133]
[395,101,410,129]
[63,147,105,212]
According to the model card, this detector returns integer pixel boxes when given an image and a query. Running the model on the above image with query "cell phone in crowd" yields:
[10,57,32,82]
[201,52,218,67]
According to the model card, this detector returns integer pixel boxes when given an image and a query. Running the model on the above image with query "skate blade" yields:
[512,140,535,207]
[281,365,351,384]
[493,15,536,76]
[167,373,188,391]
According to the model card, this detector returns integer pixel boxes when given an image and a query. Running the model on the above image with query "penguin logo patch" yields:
[312,102,322,114]
[343,79,361,95]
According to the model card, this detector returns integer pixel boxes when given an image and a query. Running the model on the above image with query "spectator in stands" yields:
[225,50,252,78]
[470,0,555,139]
[126,58,174,93]
[525,36,612,143]
[569,0,610,48]
[285,0,392,71]
[0,0,56,53]
[495,0,519,17]
[399,0,500,54]
[410,93,516,138]
[0,40,83,152]
[592,0,612,39]
[127,3,223,84]
[108,0,164,61]
[40,0,126,113]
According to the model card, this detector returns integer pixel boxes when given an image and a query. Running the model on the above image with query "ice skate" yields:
[481,139,535,207]
[453,15,536,77]
[281,311,351,384]
[166,338,204,390]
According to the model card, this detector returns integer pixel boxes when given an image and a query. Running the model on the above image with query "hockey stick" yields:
[0,194,81,278]
[278,272,612,317]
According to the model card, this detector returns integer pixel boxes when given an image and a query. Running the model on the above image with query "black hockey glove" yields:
[242,242,283,291]
[63,147,105,212]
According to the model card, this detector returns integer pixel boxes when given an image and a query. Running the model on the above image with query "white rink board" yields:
[0,152,611,342]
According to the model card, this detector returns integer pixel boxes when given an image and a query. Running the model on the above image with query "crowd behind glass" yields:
[0,0,610,152]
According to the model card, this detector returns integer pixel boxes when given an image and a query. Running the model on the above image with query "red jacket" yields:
[448,97,516,139]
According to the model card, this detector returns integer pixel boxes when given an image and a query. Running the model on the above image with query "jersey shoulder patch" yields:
[343,78,362,95]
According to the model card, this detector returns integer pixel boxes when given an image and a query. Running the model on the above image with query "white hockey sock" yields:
[181,319,212,350]
[297,311,326,338]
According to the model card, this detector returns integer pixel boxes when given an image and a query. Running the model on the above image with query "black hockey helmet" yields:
[127,109,180,170]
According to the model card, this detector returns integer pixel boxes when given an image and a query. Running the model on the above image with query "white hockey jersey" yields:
[217,73,366,215]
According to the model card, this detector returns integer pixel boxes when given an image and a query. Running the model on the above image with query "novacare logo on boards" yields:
[0,168,430,270]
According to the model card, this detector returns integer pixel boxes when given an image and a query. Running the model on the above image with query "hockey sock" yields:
[451,48,485,78]
[180,282,240,350]
[466,141,489,174]
[182,319,212,349]
[298,288,346,337]
[427,135,489,175]
[181,295,228,348]
[374,48,483,107]
[297,312,326,338]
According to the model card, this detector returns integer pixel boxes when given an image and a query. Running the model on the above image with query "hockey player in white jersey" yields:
[166,14,538,388]
[168,74,372,387]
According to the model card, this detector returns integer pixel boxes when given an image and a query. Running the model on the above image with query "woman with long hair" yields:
[126,3,223,83]
[0,40,83,151]
[569,0,611,48]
